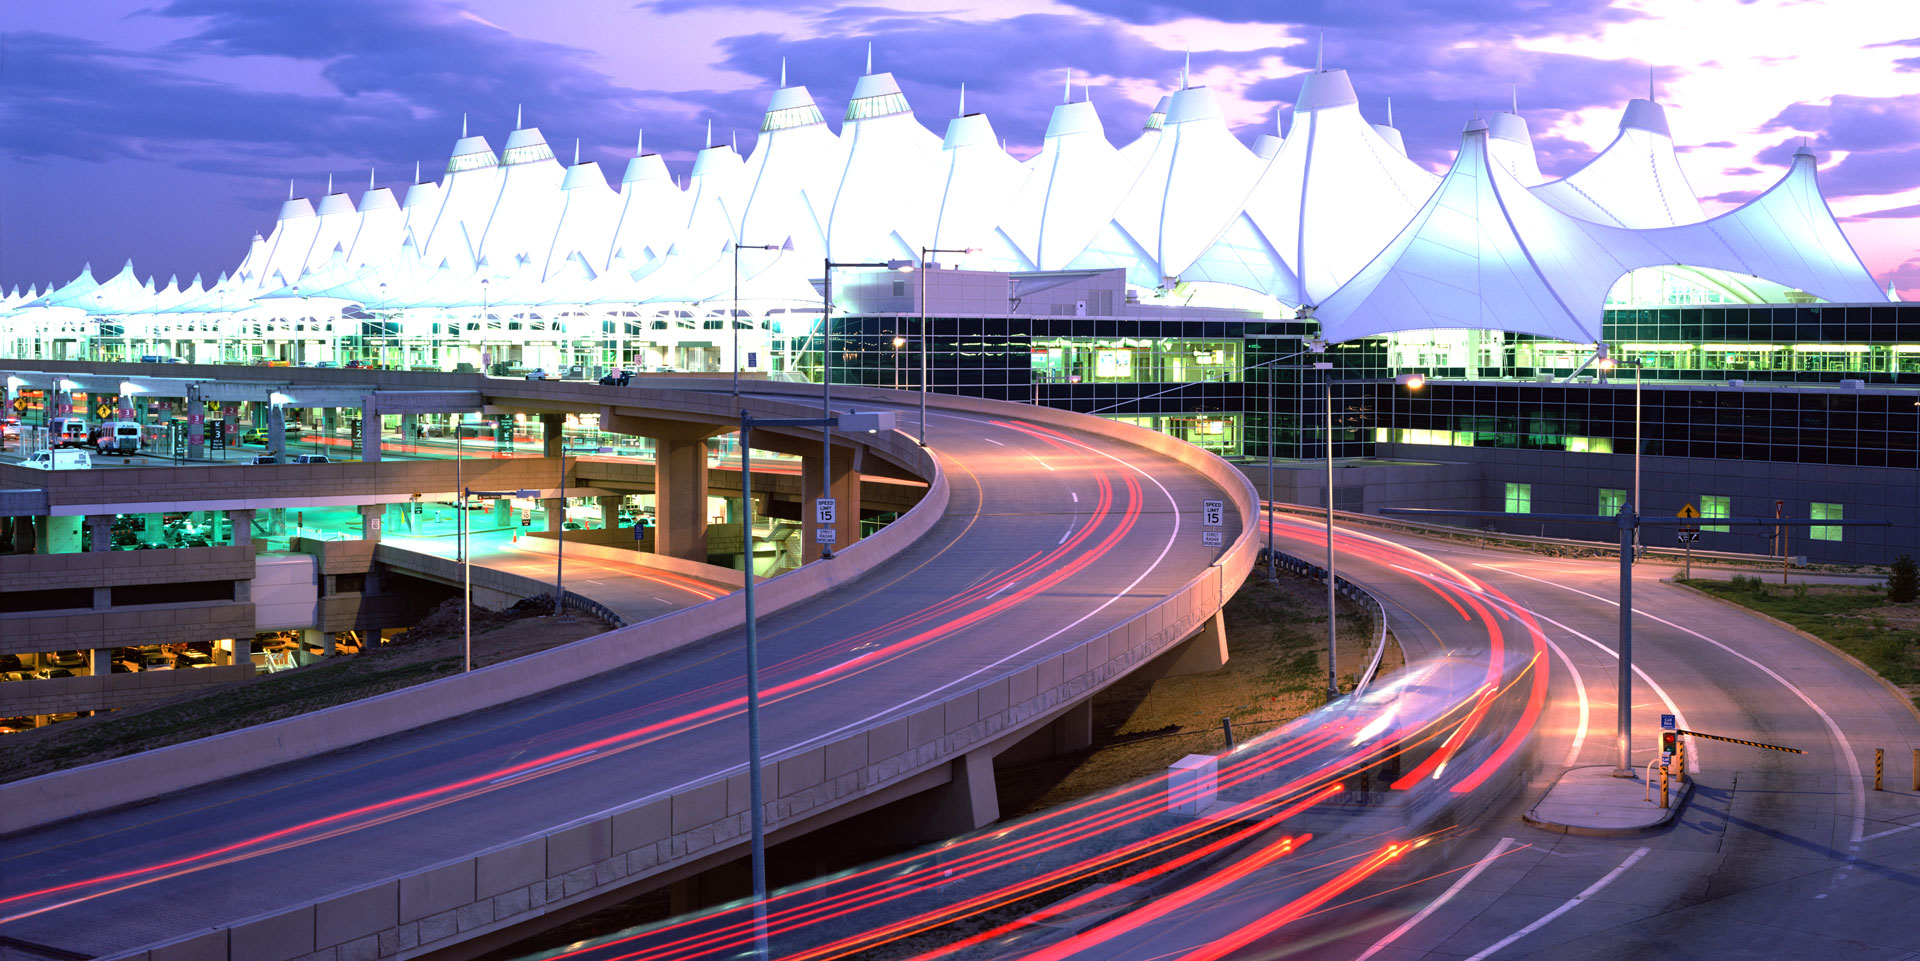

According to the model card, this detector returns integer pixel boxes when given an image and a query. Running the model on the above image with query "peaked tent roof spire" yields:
[516,103,523,129]
[1182,48,1190,89]
[1511,82,1519,114]
[574,138,581,164]
[780,56,787,87]
[327,173,333,194]
[1316,31,1324,71]
[959,81,965,117]
[288,179,295,200]
[370,167,376,190]
[866,41,872,74]
[1386,96,1393,126]
[462,113,468,137]
[414,160,421,183]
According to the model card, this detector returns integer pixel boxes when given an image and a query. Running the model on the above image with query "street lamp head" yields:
[1395,373,1425,390]
[892,336,906,348]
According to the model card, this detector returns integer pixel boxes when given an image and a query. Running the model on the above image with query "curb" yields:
[1523,766,1693,838]
[1663,577,1920,730]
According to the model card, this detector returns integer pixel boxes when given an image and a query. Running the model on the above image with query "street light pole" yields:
[1311,341,1338,699]
[464,483,537,673]
[731,240,793,397]
[819,257,912,559]
[736,407,895,960]
[915,247,979,447]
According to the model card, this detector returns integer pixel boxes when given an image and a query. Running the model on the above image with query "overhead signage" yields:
[1676,503,1700,519]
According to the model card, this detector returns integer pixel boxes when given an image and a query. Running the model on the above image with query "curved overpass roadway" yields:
[0,379,1256,961]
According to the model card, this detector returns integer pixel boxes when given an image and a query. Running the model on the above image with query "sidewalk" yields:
[1525,765,1691,837]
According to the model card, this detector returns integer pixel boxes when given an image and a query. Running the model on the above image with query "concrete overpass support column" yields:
[543,498,564,535]
[358,504,384,543]
[1051,699,1094,754]
[542,412,563,458]
[85,514,113,553]
[930,749,1001,835]
[303,628,333,657]
[230,509,254,547]
[187,387,205,460]
[598,496,624,533]
[231,637,252,669]
[493,498,511,529]
[268,404,287,458]
[655,433,712,562]
[800,445,861,564]
[39,516,80,554]
[1159,611,1230,678]
[359,394,380,462]
[322,407,338,439]
[400,413,418,446]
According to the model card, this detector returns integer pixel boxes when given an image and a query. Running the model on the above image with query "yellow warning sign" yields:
[1676,503,1700,519]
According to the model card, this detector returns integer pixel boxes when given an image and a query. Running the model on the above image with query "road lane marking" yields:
[1031,455,1055,471]
[1482,565,1862,841]
[1392,567,1592,768]
[1354,837,1520,961]
[489,749,597,785]
[1470,569,1697,775]
[1860,822,1919,842]
[982,437,1004,446]
[1058,525,1074,545]
[1071,491,1078,503]
[1464,846,1650,961]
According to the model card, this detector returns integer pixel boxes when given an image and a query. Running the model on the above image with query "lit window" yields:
[845,92,911,121]
[1810,502,1843,542]
[761,104,825,132]
[1505,483,1531,514]
[1598,488,1626,516]
[1701,495,1729,533]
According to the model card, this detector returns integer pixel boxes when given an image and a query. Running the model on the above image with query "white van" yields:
[92,420,143,454]
[51,418,90,449]
[23,449,92,470]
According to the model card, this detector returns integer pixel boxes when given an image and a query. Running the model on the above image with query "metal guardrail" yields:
[561,590,627,629]
[1257,546,1393,695]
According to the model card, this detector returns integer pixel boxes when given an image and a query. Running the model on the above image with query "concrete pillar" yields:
[322,407,338,437]
[359,503,384,543]
[90,646,114,678]
[230,509,254,547]
[1051,699,1094,754]
[541,412,563,458]
[269,507,287,535]
[543,497,564,535]
[598,495,623,532]
[303,628,334,657]
[800,444,861,564]
[493,498,511,529]
[40,515,81,554]
[931,750,1000,835]
[400,413,418,448]
[142,513,164,547]
[85,514,113,553]
[1149,611,1230,679]
[359,394,380,462]
[268,404,287,457]
[655,433,712,561]
[187,386,206,459]
[232,637,252,669]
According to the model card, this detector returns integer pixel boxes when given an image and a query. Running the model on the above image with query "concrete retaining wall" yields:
[0,665,254,718]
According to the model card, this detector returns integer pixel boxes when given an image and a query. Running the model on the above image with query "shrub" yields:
[1890,553,1918,604]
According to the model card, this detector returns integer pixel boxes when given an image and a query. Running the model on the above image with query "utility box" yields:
[1168,754,1218,815]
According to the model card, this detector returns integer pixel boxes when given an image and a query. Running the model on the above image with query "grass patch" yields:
[1686,574,1920,710]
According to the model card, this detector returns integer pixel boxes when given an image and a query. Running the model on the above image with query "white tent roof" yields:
[734,84,840,261]
[609,148,689,277]
[420,132,502,274]
[1113,84,1261,284]
[824,71,942,261]
[254,195,319,292]
[1242,68,1439,305]
[1486,112,1546,186]
[999,100,1130,272]
[1532,99,1704,227]
[544,159,618,280]
[305,190,361,279]
[928,108,1028,258]
[1316,120,1887,344]
[349,186,404,270]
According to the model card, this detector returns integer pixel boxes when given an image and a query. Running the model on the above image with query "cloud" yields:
[1054,0,1641,31]
[1703,189,1762,205]
[1722,165,1763,176]
[1898,57,1920,73]
[1761,94,1920,152]
[1837,203,1920,223]
[1675,140,1735,152]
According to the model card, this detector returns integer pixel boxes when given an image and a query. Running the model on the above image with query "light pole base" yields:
[1610,767,1638,779]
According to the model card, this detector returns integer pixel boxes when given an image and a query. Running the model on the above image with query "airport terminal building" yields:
[3,60,1915,571]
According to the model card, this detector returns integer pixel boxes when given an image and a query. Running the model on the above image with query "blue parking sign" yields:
[1660,714,1675,730]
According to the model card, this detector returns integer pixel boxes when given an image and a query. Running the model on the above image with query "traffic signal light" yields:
[1661,731,1677,755]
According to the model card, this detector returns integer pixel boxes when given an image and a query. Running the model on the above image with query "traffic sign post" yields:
[815,498,836,525]
[1202,499,1224,528]
[815,527,837,545]
[1202,530,1223,548]
[1676,505,1701,578]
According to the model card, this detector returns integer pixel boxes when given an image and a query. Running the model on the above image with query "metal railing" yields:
[561,590,627,628]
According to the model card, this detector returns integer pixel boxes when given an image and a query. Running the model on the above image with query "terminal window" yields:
[1505,483,1531,514]
[1701,494,1730,533]
[1598,488,1626,516]
[1810,502,1844,542]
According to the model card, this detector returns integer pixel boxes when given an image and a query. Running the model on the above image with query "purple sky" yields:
[2,0,1917,298]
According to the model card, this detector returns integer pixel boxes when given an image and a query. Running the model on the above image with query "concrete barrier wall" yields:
[92,386,1260,961]
[0,665,254,718]
[511,537,746,589]
[0,394,941,833]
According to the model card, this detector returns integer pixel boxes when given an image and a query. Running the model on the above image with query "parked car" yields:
[141,653,174,671]
[23,449,92,470]
[240,425,304,446]
[598,370,633,386]
[310,361,338,368]
[0,654,21,672]
[292,453,330,464]
[174,650,213,669]
[32,668,75,680]
[50,651,87,669]
[524,368,552,381]
[248,454,281,465]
